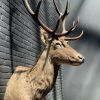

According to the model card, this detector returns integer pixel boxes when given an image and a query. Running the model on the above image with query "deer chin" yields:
[52,58,83,66]
[69,60,84,66]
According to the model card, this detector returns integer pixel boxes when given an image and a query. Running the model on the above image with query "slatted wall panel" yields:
[0,0,63,100]
[0,0,11,99]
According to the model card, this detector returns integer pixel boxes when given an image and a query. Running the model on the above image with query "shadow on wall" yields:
[9,0,17,73]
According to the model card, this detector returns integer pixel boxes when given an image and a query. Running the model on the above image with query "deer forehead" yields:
[54,39,69,44]
[51,39,70,48]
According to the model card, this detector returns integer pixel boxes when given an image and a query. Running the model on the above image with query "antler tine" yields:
[53,0,61,16]
[52,0,70,35]
[23,0,53,33]
[54,18,79,37]
[24,0,35,15]
[65,18,79,35]
[55,17,79,37]
[61,0,70,33]
[62,0,70,21]
[53,0,70,33]
[65,30,84,40]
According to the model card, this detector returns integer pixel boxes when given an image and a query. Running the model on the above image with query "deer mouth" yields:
[69,60,84,66]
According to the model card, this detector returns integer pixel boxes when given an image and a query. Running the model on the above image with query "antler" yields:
[23,0,84,40]
[53,0,83,40]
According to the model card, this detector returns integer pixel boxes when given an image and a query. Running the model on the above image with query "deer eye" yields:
[56,43,61,45]
[65,41,68,44]
[55,43,61,49]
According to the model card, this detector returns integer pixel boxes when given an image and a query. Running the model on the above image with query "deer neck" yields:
[28,47,60,85]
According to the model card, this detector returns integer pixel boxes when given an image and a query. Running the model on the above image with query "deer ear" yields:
[40,28,48,45]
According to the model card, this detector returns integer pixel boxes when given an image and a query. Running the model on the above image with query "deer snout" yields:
[77,55,85,63]
[69,54,85,66]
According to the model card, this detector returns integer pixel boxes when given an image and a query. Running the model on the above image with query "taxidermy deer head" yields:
[24,0,84,65]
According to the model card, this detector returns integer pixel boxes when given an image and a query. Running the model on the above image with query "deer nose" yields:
[78,55,85,62]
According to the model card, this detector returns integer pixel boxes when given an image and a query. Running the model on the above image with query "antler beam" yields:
[23,0,84,39]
